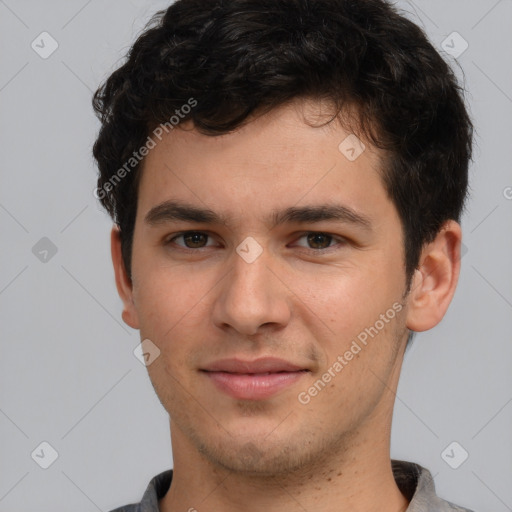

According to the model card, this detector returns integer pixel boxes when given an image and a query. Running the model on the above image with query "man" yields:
[92,0,474,510]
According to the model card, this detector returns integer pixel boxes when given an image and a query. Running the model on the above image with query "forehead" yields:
[135,100,392,229]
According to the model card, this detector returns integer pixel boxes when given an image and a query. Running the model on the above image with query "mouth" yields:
[200,357,310,400]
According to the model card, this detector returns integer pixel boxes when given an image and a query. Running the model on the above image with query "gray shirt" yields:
[109,460,475,512]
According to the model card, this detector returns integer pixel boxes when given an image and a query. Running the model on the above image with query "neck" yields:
[159,416,408,512]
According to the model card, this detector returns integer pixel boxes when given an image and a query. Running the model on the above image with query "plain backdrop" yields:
[1,1,511,511]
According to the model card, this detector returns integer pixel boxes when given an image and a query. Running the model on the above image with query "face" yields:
[121,100,413,475]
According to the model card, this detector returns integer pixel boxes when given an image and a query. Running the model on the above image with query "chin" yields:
[194,426,340,478]
[199,441,307,476]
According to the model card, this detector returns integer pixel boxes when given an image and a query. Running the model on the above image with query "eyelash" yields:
[164,231,347,253]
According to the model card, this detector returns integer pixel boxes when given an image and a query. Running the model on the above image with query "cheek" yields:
[132,261,204,343]
[295,261,401,339]
[301,280,406,410]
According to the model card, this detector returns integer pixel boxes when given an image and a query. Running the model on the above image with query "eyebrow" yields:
[144,200,372,231]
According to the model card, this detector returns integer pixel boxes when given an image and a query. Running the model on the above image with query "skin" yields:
[111,99,462,512]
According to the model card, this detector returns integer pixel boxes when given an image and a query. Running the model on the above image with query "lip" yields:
[202,357,306,373]
[201,357,309,400]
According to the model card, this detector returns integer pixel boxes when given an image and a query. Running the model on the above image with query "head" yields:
[92,0,472,476]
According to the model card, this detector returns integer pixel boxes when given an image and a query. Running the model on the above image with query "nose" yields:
[211,243,292,336]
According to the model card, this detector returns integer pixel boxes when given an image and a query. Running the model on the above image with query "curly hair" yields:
[92,0,473,287]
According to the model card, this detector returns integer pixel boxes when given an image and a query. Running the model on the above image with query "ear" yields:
[111,225,140,330]
[406,220,462,332]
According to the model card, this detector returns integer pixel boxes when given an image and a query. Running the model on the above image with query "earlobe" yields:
[111,225,140,330]
[405,220,462,332]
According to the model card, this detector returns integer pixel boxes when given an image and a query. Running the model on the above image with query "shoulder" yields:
[392,460,476,512]
[107,469,173,512]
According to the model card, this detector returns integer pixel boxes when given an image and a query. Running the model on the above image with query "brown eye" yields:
[167,231,213,249]
[306,232,333,249]
[182,232,208,248]
[290,232,346,252]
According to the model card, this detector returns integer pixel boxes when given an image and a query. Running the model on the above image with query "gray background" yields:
[1,1,511,511]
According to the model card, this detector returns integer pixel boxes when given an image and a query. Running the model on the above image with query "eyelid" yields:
[165,231,220,248]
[290,231,347,250]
